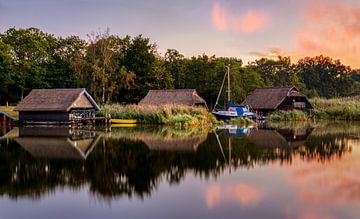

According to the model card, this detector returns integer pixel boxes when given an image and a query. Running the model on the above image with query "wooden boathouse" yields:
[139,89,207,108]
[243,87,313,116]
[14,88,100,125]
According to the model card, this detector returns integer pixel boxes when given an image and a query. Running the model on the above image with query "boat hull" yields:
[110,119,137,124]
[212,112,256,120]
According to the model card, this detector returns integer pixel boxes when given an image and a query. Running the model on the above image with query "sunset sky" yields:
[1,0,360,67]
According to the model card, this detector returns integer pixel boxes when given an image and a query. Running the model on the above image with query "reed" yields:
[99,104,217,128]
[310,97,360,120]
[268,110,308,121]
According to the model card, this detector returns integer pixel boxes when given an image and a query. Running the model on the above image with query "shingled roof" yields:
[14,88,100,112]
[243,87,309,110]
[138,89,207,107]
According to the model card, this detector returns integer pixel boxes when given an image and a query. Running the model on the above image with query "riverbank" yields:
[99,104,217,128]
[268,97,360,121]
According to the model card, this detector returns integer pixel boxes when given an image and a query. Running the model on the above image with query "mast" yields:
[227,64,231,103]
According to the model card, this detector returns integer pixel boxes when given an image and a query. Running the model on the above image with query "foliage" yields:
[297,55,355,98]
[228,117,254,125]
[310,97,360,120]
[268,110,309,121]
[0,27,358,106]
[98,104,217,128]
[248,56,304,90]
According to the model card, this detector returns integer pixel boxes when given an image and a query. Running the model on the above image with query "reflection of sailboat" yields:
[216,125,254,137]
[15,127,100,160]
[212,65,256,120]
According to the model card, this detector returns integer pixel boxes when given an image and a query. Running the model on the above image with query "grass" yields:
[99,104,217,128]
[229,117,254,125]
[309,97,360,120]
[268,110,308,121]
[0,106,18,119]
[268,97,360,121]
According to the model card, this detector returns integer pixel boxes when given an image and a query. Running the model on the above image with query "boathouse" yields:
[139,89,207,108]
[243,87,313,115]
[14,88,100,124]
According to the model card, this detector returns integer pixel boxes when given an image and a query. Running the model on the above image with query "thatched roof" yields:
[138,89,207,107]
[14,88,100,112]
[243,87,310,110]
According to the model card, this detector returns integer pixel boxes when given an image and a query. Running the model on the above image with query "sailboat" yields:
[212,65,257,120]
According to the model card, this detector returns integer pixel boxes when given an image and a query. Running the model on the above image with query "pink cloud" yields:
[211,2,270,33]
[248,47,285,59]
[205,183,264,208]
[294,0,360,67]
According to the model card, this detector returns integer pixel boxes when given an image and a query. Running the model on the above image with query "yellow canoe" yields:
[110,119,137,124]
[111,124,137,128]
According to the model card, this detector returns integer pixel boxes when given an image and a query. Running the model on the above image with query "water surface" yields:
[0,122,359,219]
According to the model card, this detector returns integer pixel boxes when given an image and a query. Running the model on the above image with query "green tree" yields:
[122,35,173,102]
[0,40,14,104]
[249,56,304,90]
[164,49,185,88]
[1,27,57,99]
[297,55,354,98]
[46,35,86,88]
[71,31,135,103]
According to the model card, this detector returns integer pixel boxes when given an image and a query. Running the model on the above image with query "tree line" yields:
[0,27,359,107]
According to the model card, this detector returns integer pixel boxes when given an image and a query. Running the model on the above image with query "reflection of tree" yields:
[0,124,355,201]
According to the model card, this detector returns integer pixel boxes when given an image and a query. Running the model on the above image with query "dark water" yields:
[0,122,359,219]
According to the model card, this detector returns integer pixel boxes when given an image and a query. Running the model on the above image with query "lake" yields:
[0,122,359,219]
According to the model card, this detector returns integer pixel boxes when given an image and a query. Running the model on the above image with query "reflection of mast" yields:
[229,137,231,173]
[214,129,232,173]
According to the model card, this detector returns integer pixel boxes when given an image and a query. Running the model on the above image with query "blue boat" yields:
[212,65,257,120]
[212,102,256,120]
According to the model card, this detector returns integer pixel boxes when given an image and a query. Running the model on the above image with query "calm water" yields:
[0,122,359,219]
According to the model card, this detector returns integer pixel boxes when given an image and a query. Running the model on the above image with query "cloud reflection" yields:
[290,141,360,206]
[205,183,264,208]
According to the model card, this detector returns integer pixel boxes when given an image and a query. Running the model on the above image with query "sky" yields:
[1,0,360,68]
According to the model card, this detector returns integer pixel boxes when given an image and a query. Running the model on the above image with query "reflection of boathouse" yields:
[15,127,100,160]
[14,88,100,125]
[248,127,313,148]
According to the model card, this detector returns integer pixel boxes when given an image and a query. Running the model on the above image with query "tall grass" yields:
[268,110,309,121]
[98,104,217,128]
[310,97,360,120]
[268,97,360,121]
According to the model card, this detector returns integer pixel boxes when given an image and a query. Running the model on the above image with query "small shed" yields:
[243,87,313,115]
[138,89,207,108]
[14,88,100,124]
